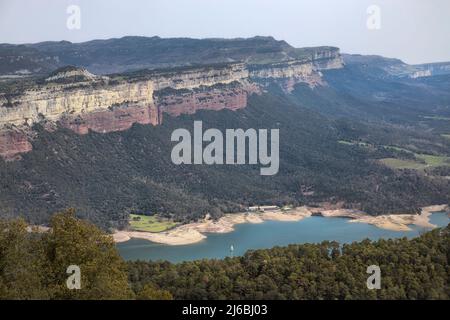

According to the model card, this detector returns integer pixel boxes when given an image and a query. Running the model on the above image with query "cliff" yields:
[0,47,343,159]
[249,47,343,91]
[0,129,32,160]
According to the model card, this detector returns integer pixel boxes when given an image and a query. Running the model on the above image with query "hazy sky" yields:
[0,0,449,64]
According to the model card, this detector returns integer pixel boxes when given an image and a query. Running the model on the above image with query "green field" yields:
[339,141,450,170]
[380,154,450,170]
[379,158,427,170]
[129,214,178,233]
[442,134,450,141]
[415,154,450,166]
[385,146,450,166]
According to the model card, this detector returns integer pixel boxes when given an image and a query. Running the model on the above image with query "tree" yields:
[0,219,48,299]
[41,209,134,299]
[136,284,173,300]
[0,209,134,300]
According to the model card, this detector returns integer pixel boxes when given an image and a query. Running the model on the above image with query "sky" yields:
[0,0,449,64]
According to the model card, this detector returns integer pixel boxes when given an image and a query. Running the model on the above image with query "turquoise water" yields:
[117,212,449,263]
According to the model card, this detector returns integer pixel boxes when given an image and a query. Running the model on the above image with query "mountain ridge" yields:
[0,43,343,160]
[0,36,340,76]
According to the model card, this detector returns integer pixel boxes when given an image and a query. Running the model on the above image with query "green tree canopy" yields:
[0,209,133,300]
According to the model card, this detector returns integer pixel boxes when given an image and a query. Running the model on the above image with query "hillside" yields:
[1,92,449,229]
[0,36,449,230]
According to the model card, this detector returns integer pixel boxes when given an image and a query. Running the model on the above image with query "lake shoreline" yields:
[112,204,449,245]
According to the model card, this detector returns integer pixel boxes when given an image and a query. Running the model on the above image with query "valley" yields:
[0,36,449,235]
[1,0,450,303]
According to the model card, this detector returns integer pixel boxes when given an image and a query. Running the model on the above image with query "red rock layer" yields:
[157,87,247,117]
[60,104,160,135]
[0,86,250,160]
[0,129,32,161]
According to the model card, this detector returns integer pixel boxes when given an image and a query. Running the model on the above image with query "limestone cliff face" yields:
[249,49,344,92]
[313,50,344,70]
[0,63,249,129]
[250,60,314,79]
[0,49,343,159]
[151,63,249,90]
[0,80,156,128]
[249,60,320,91]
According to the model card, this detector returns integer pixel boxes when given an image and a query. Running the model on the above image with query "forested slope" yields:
[1,92,449,229]
[128,223,450,300]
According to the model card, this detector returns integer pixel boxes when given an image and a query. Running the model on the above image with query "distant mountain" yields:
[2,36,449,79]
[287,54,450,122]
[0,36,338,75]
[342,53,450,79]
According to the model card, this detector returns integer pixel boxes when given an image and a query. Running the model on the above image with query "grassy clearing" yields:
[384,146,450,166]
[415,154,450,167]
[380,154,450,170]
[379,158,426,170]
[441,134,450,141]
[129,214,178,233]
[339,141,450,170]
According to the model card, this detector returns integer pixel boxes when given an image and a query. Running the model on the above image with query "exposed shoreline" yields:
[113,204,449,245]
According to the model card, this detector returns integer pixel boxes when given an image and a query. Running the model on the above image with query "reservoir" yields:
[117,212,449,263]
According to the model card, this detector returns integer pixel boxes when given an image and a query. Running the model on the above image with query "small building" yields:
[247,205,279,212]
[259,205,279,212]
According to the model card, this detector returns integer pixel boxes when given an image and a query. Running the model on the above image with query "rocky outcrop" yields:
[0,80,155,128]
[59,104,161,135]
[249,48,343,92]
[311,48,344,70]
[0,48,343,160]
[44,66,104,83]
[151,63,249,90]
[0,64,250,129]
[0,128,32,160]
[250,60,322,92]
[155,84,248,118]
[250,60,314,79]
